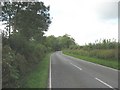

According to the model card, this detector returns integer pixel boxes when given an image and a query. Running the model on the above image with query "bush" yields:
[64,49,117,60]
[34,44,47,59]
[14,53,28,76]
[2,45,20,88]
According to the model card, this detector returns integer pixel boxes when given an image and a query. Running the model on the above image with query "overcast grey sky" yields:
[0,0,119,45]
[43,0,119,45]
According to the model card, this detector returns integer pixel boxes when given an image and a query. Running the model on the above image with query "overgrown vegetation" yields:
[1,2,76,88]
[63,39,119,69]
[21,53,51,88]
[1,1,119,88]
[2,2,51,88]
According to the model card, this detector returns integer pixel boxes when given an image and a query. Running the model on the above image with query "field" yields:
[63,39,120,69]
[63,49,119,69]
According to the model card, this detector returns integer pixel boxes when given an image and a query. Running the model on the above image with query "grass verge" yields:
[63,51,119,70]
[23,53,51,88]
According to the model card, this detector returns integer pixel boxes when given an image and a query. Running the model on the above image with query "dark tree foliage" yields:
[2,1,77,88]
[2,2,51,88]
[44,35,76,51]
[2,2,51,40]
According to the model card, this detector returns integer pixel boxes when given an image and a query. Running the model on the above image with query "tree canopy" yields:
[2,2,51,40]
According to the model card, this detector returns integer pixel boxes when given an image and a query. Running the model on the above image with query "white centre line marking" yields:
[95,78,116,90]
[70,63,82,70]
[49,55,52,88]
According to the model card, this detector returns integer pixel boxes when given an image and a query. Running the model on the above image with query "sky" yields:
[0,0,119,45]
[42,0,119,45]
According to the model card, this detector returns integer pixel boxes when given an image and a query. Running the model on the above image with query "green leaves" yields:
[2,2,51,40]
[10,65,20,80]
[2,2,52,88]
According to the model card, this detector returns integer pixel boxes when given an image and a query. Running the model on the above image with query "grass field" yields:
[22,53,51,88]
[63,50,119,70]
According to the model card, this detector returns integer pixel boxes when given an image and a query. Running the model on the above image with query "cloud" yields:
[44,0,118,45]
[96,2,118,20]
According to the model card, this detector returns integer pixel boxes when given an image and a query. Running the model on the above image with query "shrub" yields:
[2,45,20,88]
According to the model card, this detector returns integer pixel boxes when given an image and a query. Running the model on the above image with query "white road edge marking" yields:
[70,63,82,70]
[62,53,118,72]
[49,54,52,88]
[95,78,115,89]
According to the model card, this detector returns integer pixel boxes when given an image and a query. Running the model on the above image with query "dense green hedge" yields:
[2,42,48,88]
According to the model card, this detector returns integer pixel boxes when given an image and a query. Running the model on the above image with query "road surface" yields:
[50,51,118,89]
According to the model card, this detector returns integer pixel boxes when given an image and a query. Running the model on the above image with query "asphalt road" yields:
[50,51,118,89]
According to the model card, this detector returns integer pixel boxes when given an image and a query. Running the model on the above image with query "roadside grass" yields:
[22,53,51,88]
[63,51,119,70]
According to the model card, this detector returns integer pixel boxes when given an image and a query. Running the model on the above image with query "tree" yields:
[45,35,59,51]
[2,2,14,37]
[59,34,75,49]
[2,2,52,88]
[2,1,52,57]
[2,2,51,41]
